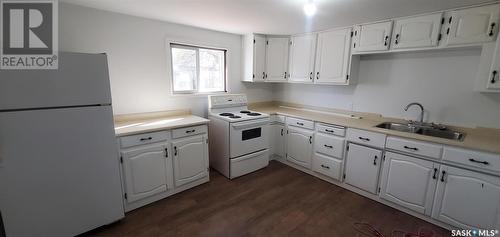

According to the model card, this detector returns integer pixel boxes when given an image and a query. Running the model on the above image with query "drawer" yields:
[316,123,346,137]
[270,115,286,123]
[314,133,345,159]
[346,128,386,148]
[386,136,443,159]
[172,125,207,139]
[312,153,343,181]
[120,131,170,148]
[286,117,314,130]
[443,147,500,173]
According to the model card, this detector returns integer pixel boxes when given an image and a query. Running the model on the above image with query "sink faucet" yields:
[404,102,424,123]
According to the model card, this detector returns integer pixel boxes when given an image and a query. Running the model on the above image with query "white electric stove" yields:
[208,94,270,179]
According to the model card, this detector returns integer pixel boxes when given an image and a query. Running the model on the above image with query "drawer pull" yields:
[185,129,196,134]
[358,136,370,141]
[324,144,333,149]
[320,164,330,169]
[325,129,335,133]
[139,137,152,141]
[432,168,438,179]
[440,170,446,182]
[296,122,304,126]
[403,146,419,151]
[469,158,490,165]
[373,155,378,165]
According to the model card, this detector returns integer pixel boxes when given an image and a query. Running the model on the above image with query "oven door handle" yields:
[231,149,267,162]
[231,120,269,130]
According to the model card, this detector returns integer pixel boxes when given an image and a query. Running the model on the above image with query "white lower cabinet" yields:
[312,153,343,181]
[344,143,383,194]
[380,152,438,215]
[172,134,209,188]
[432,165,500,229]
[121,143,171,203]
[286,126,313,169]
[270,123,285,158]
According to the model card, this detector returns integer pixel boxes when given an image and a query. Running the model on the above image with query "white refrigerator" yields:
[0,53,125,236]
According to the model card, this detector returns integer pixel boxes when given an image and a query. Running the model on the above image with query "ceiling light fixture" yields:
[303,1,317,17]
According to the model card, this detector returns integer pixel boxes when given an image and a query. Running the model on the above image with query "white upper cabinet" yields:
[265,37,290,82]
[432,165,500,229]
[391,13,443,49]
[353,21,393,52]
[446,4,500,46]
[380,152,438,215]
[314,28,352,84]
[289,34,317,83]
[242,34,266,82]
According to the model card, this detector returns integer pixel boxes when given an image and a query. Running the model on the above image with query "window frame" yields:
[169,42,228,95]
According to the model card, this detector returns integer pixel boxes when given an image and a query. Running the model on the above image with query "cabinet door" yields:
[353,21,393,52]
[266,37,289,82]
[392,13,443,49]
[286,126,313,169]
[432,165,500,229]
[253,35,267,81]
[380,152,438,215]
[344,143,382,194]
[314,28,351,84]
[271,123,285,158]
[447,4,500,46]
[289,34,317,83]
[172,135,208,187]
[121,143,170,203]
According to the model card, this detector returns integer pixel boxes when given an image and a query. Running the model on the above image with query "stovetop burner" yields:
[240,110,251,114]
[229,115,241,119]
[220,113,234,116]
[247,113,261,116]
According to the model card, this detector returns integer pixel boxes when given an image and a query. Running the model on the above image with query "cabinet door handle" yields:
[373,155,378,165]
[395,34,400,45]
[262,72,265,79]
[432,168,438,179]
[321,164,330,169]
[324,144,333,149]
[174,146,178,156]
[491,70,497,84]
[165,148,168,158]
[358,136,370,141]
[440,170,446,182]
[309,136,312,144]
[489,22,496,36]
[185,129,196,134]
[139,137,152,141]
[316,72,320,80]
[280,128,284,136]
[309,72,313,80]
[284,72,287,79]
[384,35,389,46]
[403,145,419,151]
[469,158,490,165]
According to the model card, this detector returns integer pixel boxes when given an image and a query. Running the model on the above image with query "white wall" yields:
[59,3,273,116]
[274,48,500,128]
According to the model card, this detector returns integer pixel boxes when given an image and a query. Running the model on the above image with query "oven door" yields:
[229,118,269,158]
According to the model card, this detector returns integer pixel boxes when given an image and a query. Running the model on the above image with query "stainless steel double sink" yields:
[375,122,465,141]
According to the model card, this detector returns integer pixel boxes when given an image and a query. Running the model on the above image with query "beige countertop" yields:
[250,102,500,154]
[114,110,209,137]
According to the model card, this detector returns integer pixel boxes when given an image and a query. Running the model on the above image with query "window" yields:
[170,43,227,94]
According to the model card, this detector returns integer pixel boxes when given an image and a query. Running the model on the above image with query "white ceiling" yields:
[61,0,497,35]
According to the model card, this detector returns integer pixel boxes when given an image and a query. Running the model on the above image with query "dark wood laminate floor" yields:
[85,161,450,237]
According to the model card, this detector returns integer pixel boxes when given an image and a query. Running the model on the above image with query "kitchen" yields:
[1,0,500,236]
